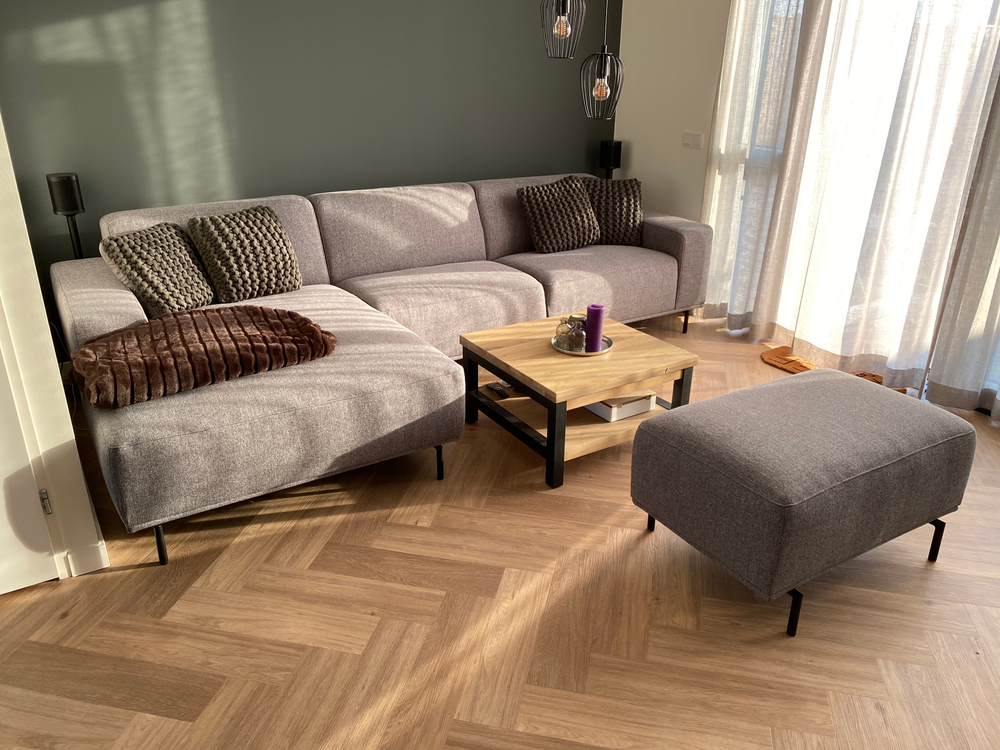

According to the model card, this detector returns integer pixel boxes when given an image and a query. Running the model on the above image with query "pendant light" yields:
[540,0,587,59]
[580,0,624,119]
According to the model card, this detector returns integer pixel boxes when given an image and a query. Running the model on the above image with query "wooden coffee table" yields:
[460,315,698,487]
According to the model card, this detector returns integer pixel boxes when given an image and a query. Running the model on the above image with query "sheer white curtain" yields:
[703,0,808,329]
[703,0,1000,390]
[926,73,1000,411]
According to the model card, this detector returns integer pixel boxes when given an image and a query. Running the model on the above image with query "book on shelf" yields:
[584,390,657,422]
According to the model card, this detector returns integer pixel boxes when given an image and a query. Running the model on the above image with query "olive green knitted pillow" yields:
[575,176,643,246]
[517,176,601,254]
[188,205,302,303]
[100,223,214,317]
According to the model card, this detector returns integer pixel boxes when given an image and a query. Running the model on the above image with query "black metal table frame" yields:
[463,346,694,488]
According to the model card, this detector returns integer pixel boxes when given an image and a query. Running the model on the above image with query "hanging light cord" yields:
[602,0,609,47]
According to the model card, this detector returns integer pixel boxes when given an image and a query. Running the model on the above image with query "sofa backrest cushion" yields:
[100,195,330,286]
[309,183,487,283]
[469,174,591,260]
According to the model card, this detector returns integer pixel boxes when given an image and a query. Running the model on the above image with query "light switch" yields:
[682,132,704,149]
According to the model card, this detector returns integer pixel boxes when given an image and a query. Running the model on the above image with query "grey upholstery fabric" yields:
[100,195,330,286]
[99,223,214,316]
[631,369,977,600]
[338,261,546,359]
[84,285,465,532]
[309,183,488,283]
[469,174,591,260]
[188,206,303,302]
[517,177,600,254]
[498,245,678,322]
[642,212,713,311]
[51,259,149,351]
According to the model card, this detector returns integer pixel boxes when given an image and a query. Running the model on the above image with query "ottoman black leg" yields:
[435,445,444,481]
[154,525,168,566]
[647,514,656,531]
[928,519,946,562]
[786,588,803,637]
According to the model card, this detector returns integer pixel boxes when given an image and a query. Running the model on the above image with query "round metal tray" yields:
[551,335,613,357]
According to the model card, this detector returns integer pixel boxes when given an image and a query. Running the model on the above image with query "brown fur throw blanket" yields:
[72,306,337,408]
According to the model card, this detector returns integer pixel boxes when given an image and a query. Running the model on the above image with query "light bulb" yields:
[592,77,610,101]
[553,15,571,39]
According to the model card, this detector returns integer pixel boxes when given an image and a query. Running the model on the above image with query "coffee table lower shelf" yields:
[461,324,695,488]
[477,387,668,462]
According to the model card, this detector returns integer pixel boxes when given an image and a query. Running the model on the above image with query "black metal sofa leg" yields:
[435,445,444,481]
[928,519,946,562]
[154,525,168,565]
[647,514,656,531]
[682,310,690,334]
[786,588,803,637]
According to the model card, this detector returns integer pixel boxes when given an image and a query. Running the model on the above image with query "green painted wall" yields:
[0,0,621,318]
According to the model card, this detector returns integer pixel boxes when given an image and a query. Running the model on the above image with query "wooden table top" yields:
[460,315,699,404]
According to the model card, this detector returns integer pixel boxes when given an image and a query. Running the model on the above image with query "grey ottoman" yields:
[631,369,976,636]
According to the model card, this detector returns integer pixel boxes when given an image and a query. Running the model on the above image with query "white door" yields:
[0,339,58,594]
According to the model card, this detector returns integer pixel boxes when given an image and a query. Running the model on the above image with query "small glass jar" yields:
[567,314,588,352]
[554,317,573,349]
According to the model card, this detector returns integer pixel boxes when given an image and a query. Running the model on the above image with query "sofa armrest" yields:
[641,212,713,312]
[51,259,148,352]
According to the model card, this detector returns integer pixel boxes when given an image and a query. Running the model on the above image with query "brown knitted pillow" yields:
[517,177,600,253]
[188,205,302,303]
[575,176,643,246]
[100,223,214,316]
[71,306,336,408]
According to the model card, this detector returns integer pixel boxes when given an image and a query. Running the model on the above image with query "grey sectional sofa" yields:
[50,174,712,555]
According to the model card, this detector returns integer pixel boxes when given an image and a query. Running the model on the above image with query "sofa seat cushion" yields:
[497,245,678,322]
[85,285,464,532]
[337,261,546,358]
[631,369,977,599]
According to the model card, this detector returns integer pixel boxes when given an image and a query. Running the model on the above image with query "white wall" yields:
[614,0,732,221]
[0,104,109,581]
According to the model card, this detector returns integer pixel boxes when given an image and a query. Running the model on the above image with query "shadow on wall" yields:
[5,0,236,210]
[3,465,51,554]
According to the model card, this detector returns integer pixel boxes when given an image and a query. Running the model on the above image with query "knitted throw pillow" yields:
[575,176,643,246]
[188,205,302,303]
[100,223,214,317]
[517,177,600,254]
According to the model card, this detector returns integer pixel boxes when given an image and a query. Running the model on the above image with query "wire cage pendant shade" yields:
[540,0,587,58]
[581,44,624,119]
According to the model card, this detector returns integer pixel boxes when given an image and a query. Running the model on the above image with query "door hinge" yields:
[39,489,53,515]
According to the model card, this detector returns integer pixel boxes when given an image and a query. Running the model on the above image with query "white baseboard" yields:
[60,541,111,577]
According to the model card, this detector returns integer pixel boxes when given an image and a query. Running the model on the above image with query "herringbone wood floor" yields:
[2,315,999,749]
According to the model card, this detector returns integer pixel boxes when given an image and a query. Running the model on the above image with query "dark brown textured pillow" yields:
[188,205,302,303]
[517,177,600,254]
[71,306,337,408]
[575,176,643,246]
[100,223,214,316]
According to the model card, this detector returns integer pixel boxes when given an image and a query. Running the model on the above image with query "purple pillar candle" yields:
[585,304,605,352]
